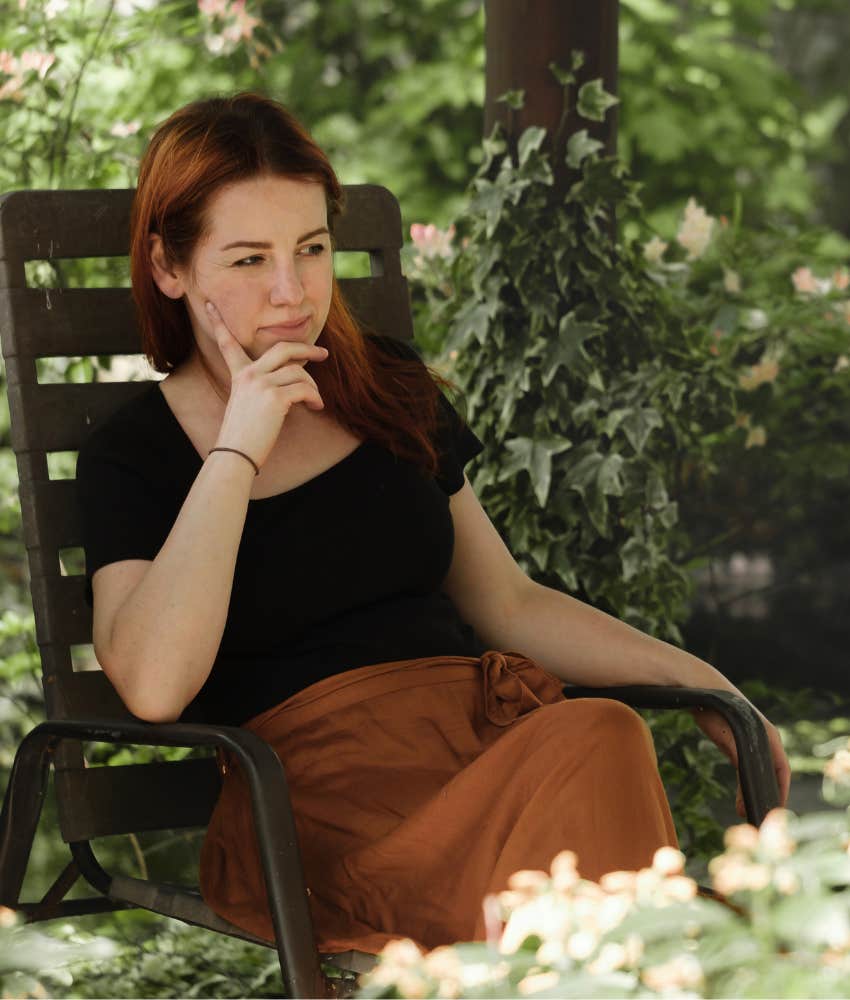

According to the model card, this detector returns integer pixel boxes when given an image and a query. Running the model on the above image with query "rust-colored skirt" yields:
[199,651,677,954]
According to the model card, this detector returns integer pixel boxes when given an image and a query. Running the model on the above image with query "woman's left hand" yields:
[691,707,791,820]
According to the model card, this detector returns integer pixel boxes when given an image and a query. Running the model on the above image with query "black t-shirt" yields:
[76,335,487,724]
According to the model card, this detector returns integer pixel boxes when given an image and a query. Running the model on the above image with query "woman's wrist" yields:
[206,447,260,477]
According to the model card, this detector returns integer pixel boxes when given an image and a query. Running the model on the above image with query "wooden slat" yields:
[30,574,91,646]
[0,287,139,359]
[55,758,221,840]
[332,185,403,251]
[0,189,134,267]
[8,381,151,452]
[339,275,413,341]
[0,185,401,271]
[20,479,81,554]
[52,669,128,720]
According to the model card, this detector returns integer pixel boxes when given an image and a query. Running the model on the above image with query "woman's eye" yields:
[233,255,264,267]
[300,243,326,257]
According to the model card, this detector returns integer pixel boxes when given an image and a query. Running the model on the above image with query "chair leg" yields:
[0,727,56,907]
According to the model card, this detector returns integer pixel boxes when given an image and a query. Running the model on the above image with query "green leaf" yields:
[497,88,525,110]
[577,79,619,122]
[621,537,652,581]
[622,407,663,453]
[497,435,572,507]
[542,313,603,385]
[518,125,547,166]
[566,129,604,169]
[597,453,624,496]
[549,61,575,87]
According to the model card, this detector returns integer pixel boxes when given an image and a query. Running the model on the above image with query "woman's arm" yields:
[93,452,257,723]
[93,313,328,723]
[441,477,791,808]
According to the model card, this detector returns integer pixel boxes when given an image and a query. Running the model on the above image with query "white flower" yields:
[109,120,141,138]
[44,0,69,18]
[652,846,685,876]
[834,355,849,373]
[723,268,741,293]
[643,235,668,265]
[676,197,715,260]
[743,308,769,330]
[642,954,704,992]
[745,426,767,449]
[500,894,571,954]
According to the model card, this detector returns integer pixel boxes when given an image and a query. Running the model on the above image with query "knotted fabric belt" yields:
[480,650,566,726]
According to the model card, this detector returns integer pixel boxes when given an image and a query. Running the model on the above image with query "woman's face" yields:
[163,174,334,362]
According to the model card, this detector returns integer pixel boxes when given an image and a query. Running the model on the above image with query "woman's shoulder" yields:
[78,382,168,467]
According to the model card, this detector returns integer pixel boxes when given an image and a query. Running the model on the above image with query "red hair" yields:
[130,92,456,476]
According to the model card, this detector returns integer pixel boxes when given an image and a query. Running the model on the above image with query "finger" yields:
[279,381,325,411]
[254,340,328,374]
[270,366,320,395]
[206,301,250,375]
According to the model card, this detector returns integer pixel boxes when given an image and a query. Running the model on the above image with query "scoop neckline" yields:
[152,382,369,503]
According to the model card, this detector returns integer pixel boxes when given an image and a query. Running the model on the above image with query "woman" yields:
[77,93,790,956]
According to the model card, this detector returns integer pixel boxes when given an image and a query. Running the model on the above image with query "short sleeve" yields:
[433,390,484,495]
[76,422,174,606]
[367,334,484,495]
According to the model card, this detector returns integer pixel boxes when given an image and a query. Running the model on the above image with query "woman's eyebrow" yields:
[218,227,330,252]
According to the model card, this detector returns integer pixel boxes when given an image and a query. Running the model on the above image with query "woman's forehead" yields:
[203,175,327,238]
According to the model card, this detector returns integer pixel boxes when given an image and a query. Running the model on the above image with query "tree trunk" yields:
[484,0,619,165]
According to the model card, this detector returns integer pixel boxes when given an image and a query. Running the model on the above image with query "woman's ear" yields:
[149,234,186,300]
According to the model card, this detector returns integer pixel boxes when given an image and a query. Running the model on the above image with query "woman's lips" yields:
[258,317,311,339]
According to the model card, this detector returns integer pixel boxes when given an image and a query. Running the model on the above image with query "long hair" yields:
[130,93,455,476]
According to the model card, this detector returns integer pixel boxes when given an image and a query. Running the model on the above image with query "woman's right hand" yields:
[205,301,328,469]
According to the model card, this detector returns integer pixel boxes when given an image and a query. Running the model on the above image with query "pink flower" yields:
[792,266,831,295]
[198,0,229,14]
[410,222,455,260]
[0,51,17,75]
[19,50,55,79]
[833,268,850,291]
[792,267,818,294]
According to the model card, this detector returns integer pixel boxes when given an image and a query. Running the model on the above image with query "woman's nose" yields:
[268,261,305,306]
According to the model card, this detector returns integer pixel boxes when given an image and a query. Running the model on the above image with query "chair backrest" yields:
[0,184,413,842]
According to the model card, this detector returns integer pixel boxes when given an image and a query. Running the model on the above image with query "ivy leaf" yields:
[497,88,525,110]
[598,454,625,496]
[622,407,663,453]
[542,313,603,386]
[497,435,572,507]
[620,538,653,582]
[577,79,620,122]
[518,126,547,166]
[549,61,575,87]
[566,129,604,169]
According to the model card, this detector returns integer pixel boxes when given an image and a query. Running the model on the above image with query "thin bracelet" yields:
[208,446,260,476]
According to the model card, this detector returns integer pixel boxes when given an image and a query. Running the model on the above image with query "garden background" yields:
[1,0,850,996]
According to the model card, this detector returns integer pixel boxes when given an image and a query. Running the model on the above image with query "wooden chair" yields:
[0,184,780,998]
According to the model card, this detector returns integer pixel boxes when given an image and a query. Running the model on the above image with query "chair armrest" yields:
[14,718,322,998]
[563,685,780,826]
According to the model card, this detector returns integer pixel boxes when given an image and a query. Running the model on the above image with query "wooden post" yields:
[484,0,619,162]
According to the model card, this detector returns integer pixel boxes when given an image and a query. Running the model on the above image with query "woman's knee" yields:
[530,698,653,755]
